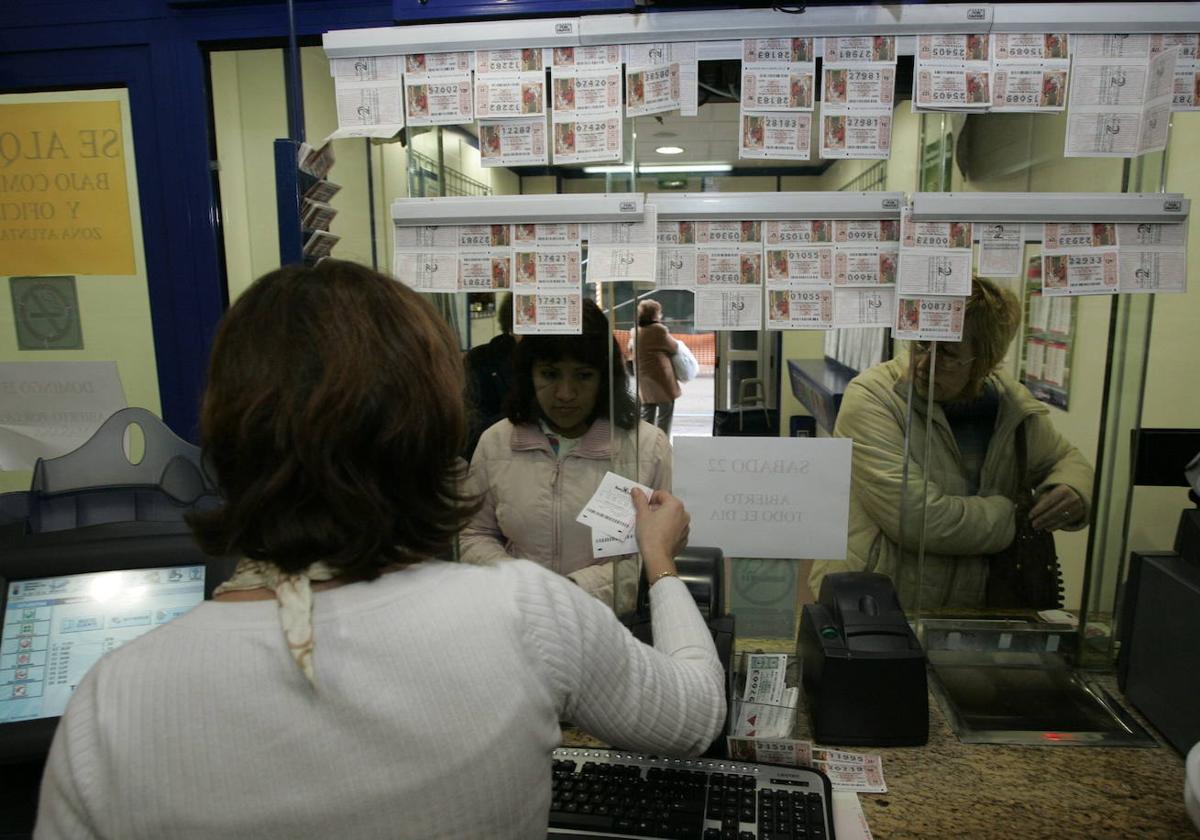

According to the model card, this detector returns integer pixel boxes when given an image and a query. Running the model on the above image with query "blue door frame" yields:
[1,0,640,440]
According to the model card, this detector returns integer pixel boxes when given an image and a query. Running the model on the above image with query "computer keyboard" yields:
[548,748,835,840]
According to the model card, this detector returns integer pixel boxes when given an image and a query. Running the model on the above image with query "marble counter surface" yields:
[565,675,1192,839]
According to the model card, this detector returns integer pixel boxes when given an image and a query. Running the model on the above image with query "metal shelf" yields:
[653,192,905,221]
[325,3,1200,61]
[911,192,1190,224]
[391,193,644,226]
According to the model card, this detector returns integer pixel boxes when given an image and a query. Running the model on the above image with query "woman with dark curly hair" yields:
[35,262,722,840]
[461,298,672,606]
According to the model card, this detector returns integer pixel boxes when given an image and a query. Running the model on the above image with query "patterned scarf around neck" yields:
[212,558,340,688]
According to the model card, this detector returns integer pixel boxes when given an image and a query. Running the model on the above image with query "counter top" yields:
[565,675,1192,839]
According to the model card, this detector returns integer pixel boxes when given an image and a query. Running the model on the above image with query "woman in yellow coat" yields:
[810,278,1093,609]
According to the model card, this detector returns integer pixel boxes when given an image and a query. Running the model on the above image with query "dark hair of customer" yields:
[497,292,514,335]
[188,260,480,579]
[506,298,638,430]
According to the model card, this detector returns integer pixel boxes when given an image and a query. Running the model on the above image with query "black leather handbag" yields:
[984,422,1066,610]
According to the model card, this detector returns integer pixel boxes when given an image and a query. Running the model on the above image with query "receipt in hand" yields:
[576,471,653,541]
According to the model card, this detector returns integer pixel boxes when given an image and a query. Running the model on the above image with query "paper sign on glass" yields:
[479,117,548,167]
[673,437,852,559]
[0,361,128,470]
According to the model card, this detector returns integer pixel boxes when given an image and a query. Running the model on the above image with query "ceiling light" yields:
[582,165,635,174]
[655,146,685,155]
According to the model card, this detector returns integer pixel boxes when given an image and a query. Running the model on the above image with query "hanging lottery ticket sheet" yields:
[553,114,622,164]
[696,221,763,287]
[822,64,896,109]
[1041,223,1119,296]
[914,34,992,111]
[766,220,833,246]
[740,112,812,161]
[513,246,582,289]
[549,48,623,165]
[1116,222,1188,293]
[624,62,681,118]
[479,117,548,167]
[834,245,898,286]
[833,219,900,287]
[894,295,966,341]
[767,288,833,330]
[697,249,763,287]
[456,224,512,291]
[459,251,513,290]
[625,42,697,117]
[740,38,816,112]
[764,243,834,288]
[696,221,762,247]
[475,48,545,120]
[514,223,582,246]
[392,225,458,292]
[655,221,698,289]
[403,52,474,127]
[821,36,897,161]
[549,45,622,70]
[475,75,546,119]
[898,209,974,296]
[1065,35,1178,157]
[514,292,583,335]
[978,222,1025,277]
[1153,34,1200,111]
[820,109,893,159]
[550,65,622,118]
[329,56,406,138]
[695,288,763,331]
[834,286,895,328]
[587,205,658,283]
[512,235,583,335]
[656,247,698,289]
[990,33,1070,112]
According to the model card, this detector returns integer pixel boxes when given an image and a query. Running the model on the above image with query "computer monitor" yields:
[0,521,229,764]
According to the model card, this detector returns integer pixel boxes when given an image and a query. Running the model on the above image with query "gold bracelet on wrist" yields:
[652,570,679,585]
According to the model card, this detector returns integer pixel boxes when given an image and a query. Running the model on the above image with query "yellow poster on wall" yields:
[0,100,136,275]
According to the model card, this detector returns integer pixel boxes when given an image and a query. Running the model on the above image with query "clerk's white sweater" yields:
[35,559,725,839]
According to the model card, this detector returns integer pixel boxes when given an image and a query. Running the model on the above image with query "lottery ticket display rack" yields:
[324,4,1200,61]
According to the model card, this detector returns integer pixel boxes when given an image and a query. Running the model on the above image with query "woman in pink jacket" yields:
[461,299,672,609]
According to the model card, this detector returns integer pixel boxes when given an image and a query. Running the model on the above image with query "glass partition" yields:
[207,38,1199,671]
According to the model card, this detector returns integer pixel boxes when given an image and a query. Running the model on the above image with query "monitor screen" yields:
[1,564,205,723]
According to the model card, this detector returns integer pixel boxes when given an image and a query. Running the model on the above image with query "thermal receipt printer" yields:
[798,571,929,746]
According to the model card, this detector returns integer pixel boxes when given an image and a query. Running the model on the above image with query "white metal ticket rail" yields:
[324,3,1200,61]
[652,192,904,221]
[910,192,1191,224]
[391,193,645,226]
